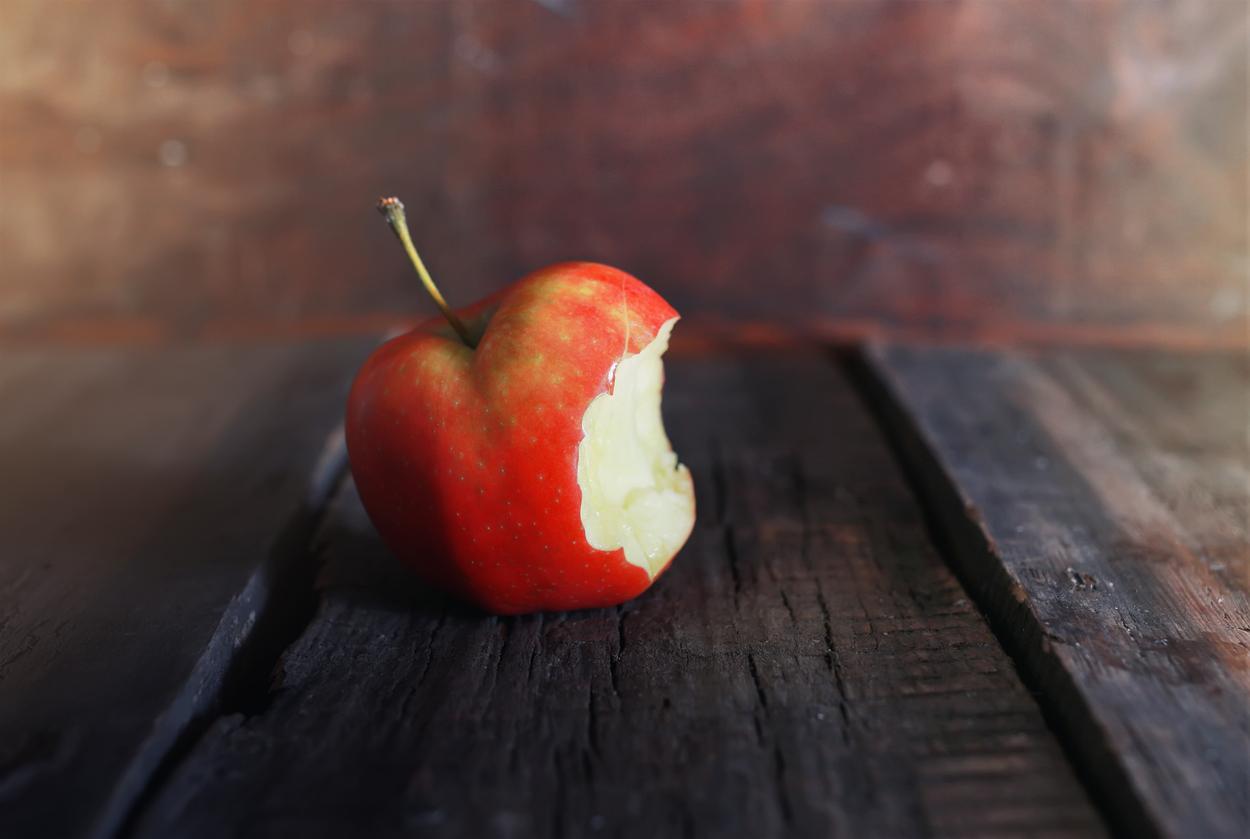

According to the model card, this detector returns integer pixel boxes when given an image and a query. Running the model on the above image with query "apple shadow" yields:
[311,478,480,619]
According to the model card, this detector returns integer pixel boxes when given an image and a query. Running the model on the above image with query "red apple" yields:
[345,198,696,614]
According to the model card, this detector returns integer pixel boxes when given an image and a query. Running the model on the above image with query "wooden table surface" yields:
[0,335,1244,838]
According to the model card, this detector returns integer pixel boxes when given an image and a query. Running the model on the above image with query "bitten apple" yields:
[345,198,695,614]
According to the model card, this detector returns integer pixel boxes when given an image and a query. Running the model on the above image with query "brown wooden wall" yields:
[1,0,1246,344]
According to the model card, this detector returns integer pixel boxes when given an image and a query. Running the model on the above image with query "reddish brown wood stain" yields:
[1,0,1245,343]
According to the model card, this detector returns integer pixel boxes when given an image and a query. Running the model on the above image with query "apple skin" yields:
[345,262,693,615]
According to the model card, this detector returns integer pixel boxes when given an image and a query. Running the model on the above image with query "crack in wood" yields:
[526,612,545,691]
[401,612,446,725]
[608,605,625,701]
[709,436,729,525]
[746,652,795,826]
[815,587,854,748]
[723,525,743,612]
[415,612,446,691]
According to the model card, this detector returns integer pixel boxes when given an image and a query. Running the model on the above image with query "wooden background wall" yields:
[1,0,1246,345]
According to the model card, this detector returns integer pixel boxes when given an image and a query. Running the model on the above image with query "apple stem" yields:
[376,197,475,347]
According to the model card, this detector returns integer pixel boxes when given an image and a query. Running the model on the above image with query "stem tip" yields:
[375,195,474,348]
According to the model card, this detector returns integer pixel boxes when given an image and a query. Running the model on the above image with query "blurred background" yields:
[1,0,1245,347]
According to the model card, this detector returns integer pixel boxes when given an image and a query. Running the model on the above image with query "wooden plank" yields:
[0,338,375,839]
[861,345,1250,839]
[133,350,1105,839]
[2,0,1245,342]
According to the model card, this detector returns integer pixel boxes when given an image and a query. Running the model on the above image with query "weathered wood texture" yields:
[862,345,1250,839]
[0,339,373,839]
[1,0,1245,342]
[133,351,1105,839]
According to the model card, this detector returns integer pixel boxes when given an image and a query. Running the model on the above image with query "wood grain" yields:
[131,351,1105,839]
[861,345,1250,839]
[0,339,374,839]
[1,0,1245,341]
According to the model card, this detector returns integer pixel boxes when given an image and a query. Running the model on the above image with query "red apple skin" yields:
[345,262,693,615]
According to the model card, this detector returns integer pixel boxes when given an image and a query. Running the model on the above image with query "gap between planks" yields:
[99,432,352,839]
[847,344,1250,839]
[840,348,1132,837]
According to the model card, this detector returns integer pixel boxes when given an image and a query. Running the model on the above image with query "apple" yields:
[345,198,696,614]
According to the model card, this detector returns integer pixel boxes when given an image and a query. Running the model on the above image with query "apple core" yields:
[577,317,696,578]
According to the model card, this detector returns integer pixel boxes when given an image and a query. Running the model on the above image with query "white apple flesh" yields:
[577,317,695,578]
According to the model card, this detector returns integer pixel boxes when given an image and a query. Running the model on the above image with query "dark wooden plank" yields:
[133,349,1105,839]
[2,0,1245,343]
[0,338,375,839]
[861,345,1250,839]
